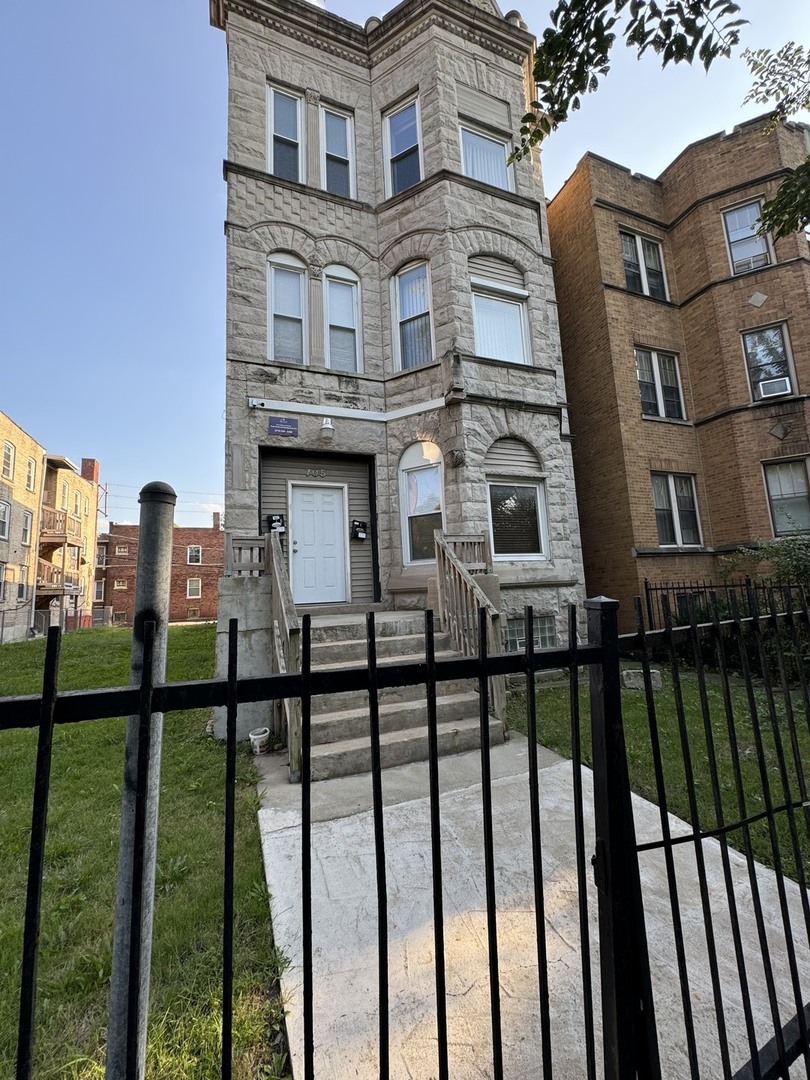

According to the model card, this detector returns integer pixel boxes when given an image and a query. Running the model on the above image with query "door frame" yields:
[287,480,352,605]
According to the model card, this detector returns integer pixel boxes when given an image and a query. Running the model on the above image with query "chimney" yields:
[81,458,100,484]
[213,511,222,530]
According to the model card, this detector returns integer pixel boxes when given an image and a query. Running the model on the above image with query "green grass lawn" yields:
[508,665,810,882]
[0,624,288,1080]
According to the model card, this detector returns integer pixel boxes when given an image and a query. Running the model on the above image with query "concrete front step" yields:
[311,632,453,666]
[310,672,476,715]
[310,691,481,744]
[310,715,505,781]
[308,612,434,643]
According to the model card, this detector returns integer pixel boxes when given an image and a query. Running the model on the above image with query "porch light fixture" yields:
[320,417,335,441]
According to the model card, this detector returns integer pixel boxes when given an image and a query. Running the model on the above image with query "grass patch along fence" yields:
[0,624,288,1080]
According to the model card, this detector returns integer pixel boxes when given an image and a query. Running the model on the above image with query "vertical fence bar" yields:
[424,610,449,1080]
[586,596,660,1080]
[367,612,389,1078]
[301,614,314,1080]
[631,599,700,1079]
[523,606,554,1078]
[568,604,597,1080]
[125,621,157,1080]
[15,626,61,1080]
[477,609,503,1079]
[107,481,176,1080]
[221,618,238,1080]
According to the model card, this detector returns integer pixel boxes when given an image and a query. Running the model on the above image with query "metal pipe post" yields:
[106,482,176,1080]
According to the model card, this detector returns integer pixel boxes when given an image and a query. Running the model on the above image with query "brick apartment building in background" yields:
[1,410,101,643]
[547,116,810,630]
[96,513,224,625]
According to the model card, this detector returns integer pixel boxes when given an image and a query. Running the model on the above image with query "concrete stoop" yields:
[307,611,505,781]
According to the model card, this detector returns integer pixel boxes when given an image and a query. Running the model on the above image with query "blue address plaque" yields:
[268,416,299,437]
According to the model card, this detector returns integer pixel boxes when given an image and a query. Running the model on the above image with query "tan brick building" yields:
[212,0,585,646]
[0,411,101,642]
[98,515,224,625]
[547,116,810,630]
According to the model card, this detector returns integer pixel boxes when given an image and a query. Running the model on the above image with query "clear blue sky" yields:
[1,0,807,527]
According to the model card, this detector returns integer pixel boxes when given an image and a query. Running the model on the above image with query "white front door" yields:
[290,484,348,604]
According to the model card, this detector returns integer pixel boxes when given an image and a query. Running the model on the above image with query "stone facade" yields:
[547,117,810,630]
[99,516,225,625]
[213,0,585,643]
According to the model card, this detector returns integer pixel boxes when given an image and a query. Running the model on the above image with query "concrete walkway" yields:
[256,736,810,1078]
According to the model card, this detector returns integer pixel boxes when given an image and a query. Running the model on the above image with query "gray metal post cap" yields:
[138,481,178,505]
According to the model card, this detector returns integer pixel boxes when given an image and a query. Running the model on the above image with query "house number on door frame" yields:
[305,468,327,477]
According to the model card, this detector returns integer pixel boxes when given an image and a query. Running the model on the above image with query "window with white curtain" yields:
[399,442,443,563]
[268,255,307,364]
[470,258,529,364]
[764,461,810,535]
[652,473,701,546]
[723,201,771,274]
[460,126,513,191]
[325,267,360,372]
[394,262,432,370]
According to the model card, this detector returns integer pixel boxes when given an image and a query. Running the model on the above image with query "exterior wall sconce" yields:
[320,417,335,441]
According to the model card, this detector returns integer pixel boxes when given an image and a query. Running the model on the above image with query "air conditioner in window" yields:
[759,377,791,398]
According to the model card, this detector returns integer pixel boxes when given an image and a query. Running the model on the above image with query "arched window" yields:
[399,442,443,563]
[484,438,548,559]
[324,265,361,372]
[393,262,433,370]
[268,253,307,364]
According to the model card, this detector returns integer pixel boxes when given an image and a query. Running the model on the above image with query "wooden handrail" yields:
[434,531,505,724]
[269,532,302,780]
[224,532,270,576]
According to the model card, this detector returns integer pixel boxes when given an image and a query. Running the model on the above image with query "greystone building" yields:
[211,0,585,647]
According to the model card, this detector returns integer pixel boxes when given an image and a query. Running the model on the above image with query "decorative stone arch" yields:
[313,235,376,278]
[451,225,540,277]
[244,221,320,265]
[380,228,446,275]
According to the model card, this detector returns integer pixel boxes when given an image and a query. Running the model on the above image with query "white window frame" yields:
[471,276,530,365]
[2,442,15,481]
[94,578,105,602]
[84,496,90,517]
[21,510,32,547]
[18,567,28,602]
[60,481,69,511]
[26,457,36,492]
[393,261,434,371]
[187,577,202,599]
[187,545,202,565]
[652,473,702,547]
[73,491,81,518]
[320,105,355,198]
[763,460,810,537]
[0,562,5,601]
[742,323,794,401]
[487,480,549,560]
[268,253,308,365]
[722,200,772,275]
[383,97,423,198]
[324,265,362,373]
[635,347,685,419]
[506,614,557,652]
[267,84,304,183]
[459,124,514,192]
[0,501,9,540]
[620,231,668,300]
[97,548,107,567]
[114,578,127,590]
[399,442,444,565]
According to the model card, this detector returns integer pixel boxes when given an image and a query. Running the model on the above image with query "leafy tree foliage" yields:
[743,44,810,238]
[721,533,810,585]
[515,0,745,151]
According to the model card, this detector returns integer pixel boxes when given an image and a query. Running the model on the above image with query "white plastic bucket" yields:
[249,727,271,755]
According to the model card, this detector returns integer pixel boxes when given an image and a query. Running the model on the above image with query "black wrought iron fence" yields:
[643,576,807,632]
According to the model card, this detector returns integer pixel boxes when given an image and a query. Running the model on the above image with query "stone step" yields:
[310,672,476,715]
[311,633,452,666]
[310,715,505,781]
[310,691,480,744]
[308,612,433,643]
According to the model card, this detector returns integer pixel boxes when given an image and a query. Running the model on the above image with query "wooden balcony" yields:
[37,559,81,595]
[39,506,83,547]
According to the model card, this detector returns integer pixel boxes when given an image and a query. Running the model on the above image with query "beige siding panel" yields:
[468,256,525,288]
[456,84,510,131]
[260,450,375,603]
[484,437,542,473]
